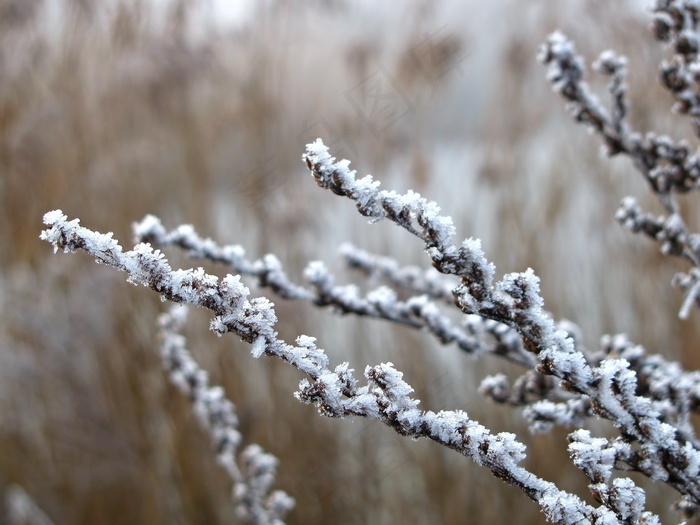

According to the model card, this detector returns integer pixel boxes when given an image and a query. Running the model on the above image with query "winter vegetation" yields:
[5,0,700,524]
[34,2,700,519]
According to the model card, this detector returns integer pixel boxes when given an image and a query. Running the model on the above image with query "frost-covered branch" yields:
[538,29,700,318]
[338,242,456,303]
[40,210,662,524]
[302,140,700,510]
[538,31,699,199]
[139,210,700,442]
[601,334,700,447]
[481,331,700,442]
[478,371,591,434]
[652,0,700,137]
[133,215,535,367]
[158,306,294,525]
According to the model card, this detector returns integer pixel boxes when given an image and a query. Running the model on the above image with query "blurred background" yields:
[1,0,699,523]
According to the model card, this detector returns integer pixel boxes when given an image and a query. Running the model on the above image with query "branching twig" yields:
[133,215,535,367]
[159,306,294,525]
[302,139,700,510]
[40,210,659,524]
[538,29,700,319]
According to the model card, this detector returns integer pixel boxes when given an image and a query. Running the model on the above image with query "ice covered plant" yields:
[38,2,700,524]
[37,130,696,524]
[158,306,294,525]
[41,203,663,524]
[538,0,700,320]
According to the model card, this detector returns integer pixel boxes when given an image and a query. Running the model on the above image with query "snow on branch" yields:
[40,210,659,524]
[481,330,700,440]
[652,0,700,137]
[538,29,700,319]
[338,242,456,303]
[158,306,294,525]
[302,140,700,512]
[133,215,535,367]
[136,206,700,439]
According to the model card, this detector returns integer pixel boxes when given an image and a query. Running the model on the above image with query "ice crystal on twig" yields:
[40,209,663,524]
[159,306,294,525]
[133,215,535,366]
[302,139,699,515]
[540,24,700,319]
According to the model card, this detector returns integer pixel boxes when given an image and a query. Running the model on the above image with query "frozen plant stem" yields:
[538,24,700,319]
[133,215,534,367]
[159,306,294,525]
[133,201,700,443]
[39,209,653,524]
[302,140,700,510]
